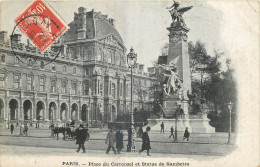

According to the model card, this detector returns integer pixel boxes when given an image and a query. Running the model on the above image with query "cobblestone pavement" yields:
[0,127,237,156]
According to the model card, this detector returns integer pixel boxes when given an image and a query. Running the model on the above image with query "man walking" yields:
[24,124,28,136]
[169,126,174,139]
[139,126,151,156]
[105,129,116,154]
[75,124,88,153]
[183,127,190,141]
[160,122,164,133]
[10,123,14,134]
[115,128,124,154]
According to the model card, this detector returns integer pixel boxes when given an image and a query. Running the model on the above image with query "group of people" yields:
[9,123,29,136]
[161,122,190,141]
[105,129,124,154]
[74,125,152,156]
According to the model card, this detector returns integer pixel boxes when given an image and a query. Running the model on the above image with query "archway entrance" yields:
[111,105,116,122]
[0,98,4,120]
[81,104,88,122]
[49,102,57,123]
[60,103,68,121]
[9,99,18,120]
[71,103,78,121]
[36,101,45,120]
[23,100,32,120]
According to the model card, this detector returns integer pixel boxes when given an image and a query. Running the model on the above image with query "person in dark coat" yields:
[139,126,151,156]
[169,126,174,139]
[75,124,88,153]
[106,129,116,154]
[10,124,14,134]
[160,122,164,133]
[115,129,124,154]
[24,124,28,136]
[183,127,190,141]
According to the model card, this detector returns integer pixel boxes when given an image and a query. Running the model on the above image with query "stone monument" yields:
[147,1,215,133]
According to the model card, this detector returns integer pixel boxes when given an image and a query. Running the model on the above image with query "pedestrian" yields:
[169,126,174,139]
[75,124,88,153]
[105,129,116,155]
[10,123,14,134]
[50,124,54,138]
[115,129,124,154]
[139,126,151,156]
[24,124,28,136]
[160,122,164,133]
[183,127,190,141]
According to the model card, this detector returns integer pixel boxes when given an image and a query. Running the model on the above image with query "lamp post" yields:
[227,101,233,144]
[174,102,181,142]
[8,112,10,129]
[127,47,137,152]
[51,105,54,126]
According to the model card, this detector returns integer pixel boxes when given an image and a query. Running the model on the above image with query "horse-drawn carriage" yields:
[53,126,77,140]
[53,121,78,140]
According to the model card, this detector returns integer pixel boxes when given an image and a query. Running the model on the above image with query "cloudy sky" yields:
[0,0,258,70]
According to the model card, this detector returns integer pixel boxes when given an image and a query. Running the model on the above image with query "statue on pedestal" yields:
[166,1,192,26]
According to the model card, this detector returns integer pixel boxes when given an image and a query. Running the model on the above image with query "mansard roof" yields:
[63,8,124,45]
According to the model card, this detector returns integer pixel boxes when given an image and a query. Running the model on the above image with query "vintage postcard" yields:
[0,0,259,167]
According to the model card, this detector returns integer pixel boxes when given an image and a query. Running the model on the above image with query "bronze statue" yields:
[166,1,193,26]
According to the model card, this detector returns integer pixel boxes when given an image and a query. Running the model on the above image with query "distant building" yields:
[0,7,154,127]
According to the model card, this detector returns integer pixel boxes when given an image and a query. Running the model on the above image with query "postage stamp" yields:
[14,0,68,52]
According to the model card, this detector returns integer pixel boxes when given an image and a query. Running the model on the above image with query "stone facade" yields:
[0,7,154,127]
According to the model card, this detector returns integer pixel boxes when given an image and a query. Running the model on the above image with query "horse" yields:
[53,127,74,140]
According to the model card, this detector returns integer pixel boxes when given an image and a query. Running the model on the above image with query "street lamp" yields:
[8,111,10,129]
[51,105,54,126]
[227,101,233,144]
[174,102,181,142]
[127,47,137,152]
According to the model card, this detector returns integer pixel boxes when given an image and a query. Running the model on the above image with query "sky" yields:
[0,0,258,71]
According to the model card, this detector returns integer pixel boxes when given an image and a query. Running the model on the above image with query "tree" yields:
[188,41,211,78]
[149,65,165,118]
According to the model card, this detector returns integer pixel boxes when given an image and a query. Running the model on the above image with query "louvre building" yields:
[0,7,155,127]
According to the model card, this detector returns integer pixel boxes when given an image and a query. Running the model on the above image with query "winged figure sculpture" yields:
[166,1,193,26]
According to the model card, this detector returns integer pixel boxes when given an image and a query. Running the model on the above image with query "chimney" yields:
[78,7,86,14]
[10,34,22,44]
[0,31,8,43]
[109,18,115,26]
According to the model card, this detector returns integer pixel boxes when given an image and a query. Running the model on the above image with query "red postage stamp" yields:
[14,0,68,53]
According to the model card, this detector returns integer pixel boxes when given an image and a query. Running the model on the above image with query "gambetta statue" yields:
[166,1,193,26]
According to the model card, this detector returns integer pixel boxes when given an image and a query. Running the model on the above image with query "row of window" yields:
[13,56,81,75]
[12,74,129,98]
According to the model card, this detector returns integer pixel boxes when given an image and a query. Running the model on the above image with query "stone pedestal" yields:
[147,118,215,133]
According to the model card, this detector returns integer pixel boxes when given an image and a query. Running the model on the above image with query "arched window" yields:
[112,83,116,98]
[28,59,33,66]
[63,65,66,73]
[1,54,5,63]
[52,63,56,71]
[84,80,89,95]
[40,61,44,69]
[120,82,123,97]
[85,68,89,75]
[15,56,19,65]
